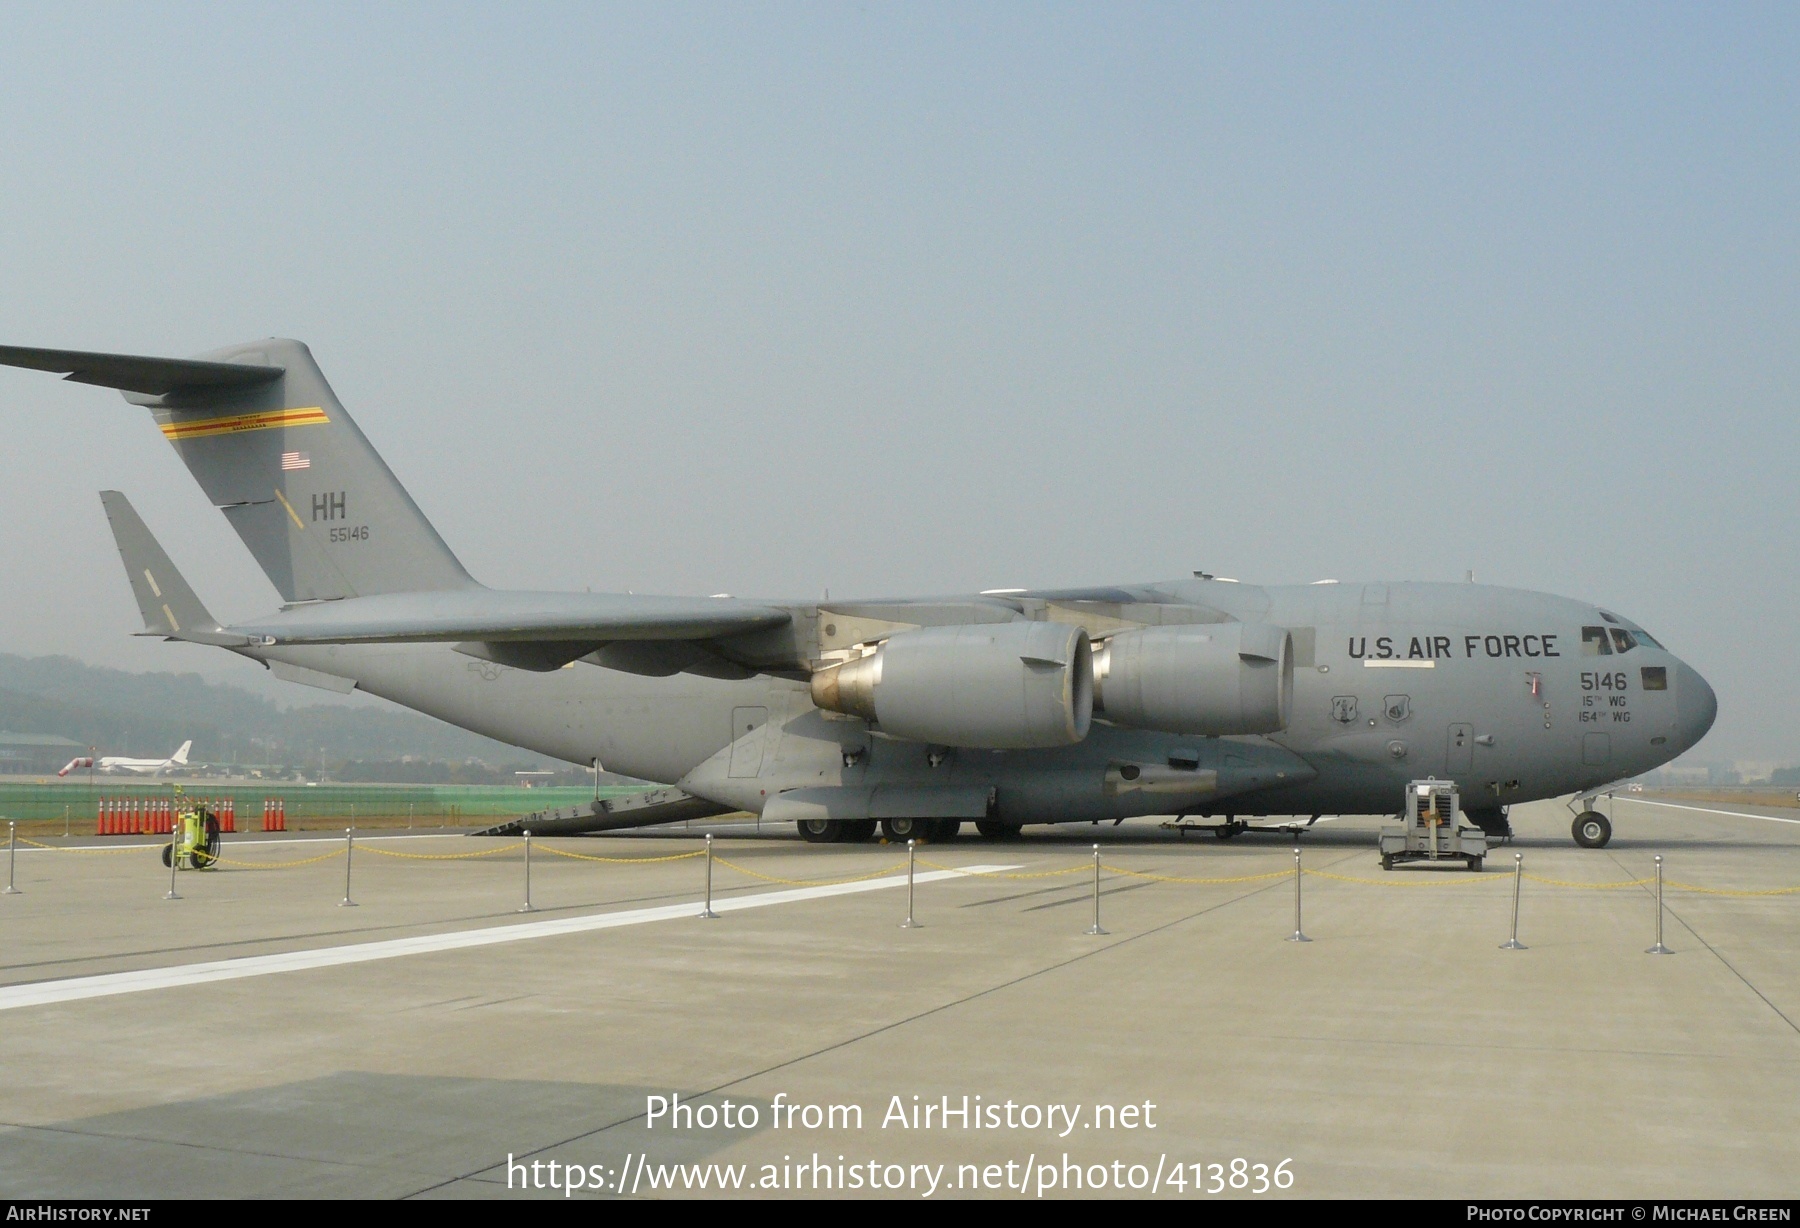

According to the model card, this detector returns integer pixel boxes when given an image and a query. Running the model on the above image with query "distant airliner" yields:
[59,741,192,776]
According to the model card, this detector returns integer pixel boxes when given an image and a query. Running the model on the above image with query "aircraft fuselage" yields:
[254,578,1715,826]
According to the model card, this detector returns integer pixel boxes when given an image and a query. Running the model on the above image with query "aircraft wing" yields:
[227,590,791,646]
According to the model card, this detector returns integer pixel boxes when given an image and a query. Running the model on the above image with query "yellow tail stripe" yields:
[159,407,329,440]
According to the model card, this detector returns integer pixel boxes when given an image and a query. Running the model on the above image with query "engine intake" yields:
[811,622,1093,749]
[1093,622,1291,735]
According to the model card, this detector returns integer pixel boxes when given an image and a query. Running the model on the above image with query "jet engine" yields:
[810,622,1093,749]
[1092,622,1292,735]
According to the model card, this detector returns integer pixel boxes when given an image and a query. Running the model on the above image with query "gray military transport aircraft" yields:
[1,339,1717,848]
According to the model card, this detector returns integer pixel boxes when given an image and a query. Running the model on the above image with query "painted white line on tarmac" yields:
[1616,798,1800,825]
[0,865,1018,1012]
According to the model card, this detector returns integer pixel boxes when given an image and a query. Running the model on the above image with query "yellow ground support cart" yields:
[161,801,222,871]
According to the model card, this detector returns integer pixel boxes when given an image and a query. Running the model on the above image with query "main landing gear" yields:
[794,817,967,844]
[796,818,877,844]
[792,817,1034,843]
[881,818,961,843]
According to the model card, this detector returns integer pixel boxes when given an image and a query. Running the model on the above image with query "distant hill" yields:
[0,653,567,772]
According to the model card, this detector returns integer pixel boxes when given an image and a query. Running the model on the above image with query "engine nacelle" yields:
[810,622,1093,749]
[1093,622,1291,735]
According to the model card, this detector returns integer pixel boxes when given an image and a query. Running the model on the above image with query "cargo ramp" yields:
[471,786,731,836]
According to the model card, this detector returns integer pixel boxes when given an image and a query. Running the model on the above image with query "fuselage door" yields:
[1447,723,1473,776]
[728,706,770,778]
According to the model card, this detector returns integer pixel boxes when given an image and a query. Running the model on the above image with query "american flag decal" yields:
[280,452,311,470]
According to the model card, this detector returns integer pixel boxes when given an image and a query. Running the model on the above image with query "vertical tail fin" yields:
[130,339,476,601]
[171,740,192,765]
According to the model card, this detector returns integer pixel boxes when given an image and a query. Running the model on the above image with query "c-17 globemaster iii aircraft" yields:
[1,339,1716,849]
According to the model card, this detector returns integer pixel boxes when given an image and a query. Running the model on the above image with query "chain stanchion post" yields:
[1084,843,1108,935]
[164,817,181,900]
[1646,854,1673,954]
[900,839,920,929]
[1500,852,1527,949]
[340,828,357,908]
[698,833,719,919]
[519,830,537,913]
[1286,846,1310,942]
[4,821,20,894]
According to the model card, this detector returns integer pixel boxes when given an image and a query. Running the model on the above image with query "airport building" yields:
[0,732,86,775]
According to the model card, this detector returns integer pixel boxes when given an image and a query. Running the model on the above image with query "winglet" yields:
[98,491,249,646]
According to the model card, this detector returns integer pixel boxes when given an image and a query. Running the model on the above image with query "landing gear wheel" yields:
[798,818,843,844]
[839,820,877,843]
[196,817,221,869]
[975,820,1022,840]
[929,819,961,842]
[880,817,928,843]
[1572,811,1612,849]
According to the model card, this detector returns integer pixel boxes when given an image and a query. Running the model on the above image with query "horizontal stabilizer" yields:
[2,337,476,602]
[0,345,282,397]
[228,590,791,646]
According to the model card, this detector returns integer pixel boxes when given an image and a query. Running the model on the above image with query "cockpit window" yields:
[1610,628,1636,653]
[1581,626,1613,656]
[1634,630,1663,649]
[1599,611,1619,624]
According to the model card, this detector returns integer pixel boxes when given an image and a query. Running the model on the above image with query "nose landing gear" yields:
[1572,810,1612,848]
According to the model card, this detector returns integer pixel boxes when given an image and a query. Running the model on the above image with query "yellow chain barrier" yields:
[1304,868,1505,887]
[14,830,1800,899]
[18,836,153,855]
[714,856,909,887]
[914,858,1090,880]
[1662,880,1800,898]
[1104,864,1293,885]
[1522,874,1654,889]
[214,849,348,869]
[361,842,524,861]
[539,846,708,865]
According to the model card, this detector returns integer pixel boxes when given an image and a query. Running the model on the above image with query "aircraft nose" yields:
[1675,661,1717,751]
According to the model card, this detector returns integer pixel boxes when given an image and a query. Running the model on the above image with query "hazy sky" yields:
[0,4,1794,764]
